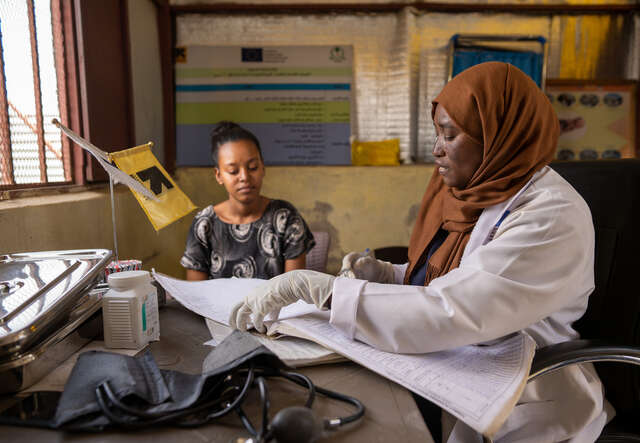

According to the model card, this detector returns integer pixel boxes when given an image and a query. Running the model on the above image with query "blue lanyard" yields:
[486,209,511,243]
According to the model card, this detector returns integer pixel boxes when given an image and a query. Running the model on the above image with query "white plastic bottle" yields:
[103,270,160,349]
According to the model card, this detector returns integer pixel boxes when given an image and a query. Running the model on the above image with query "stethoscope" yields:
[95,362,365,443]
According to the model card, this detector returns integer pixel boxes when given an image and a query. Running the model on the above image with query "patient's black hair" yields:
[210,121,263,167]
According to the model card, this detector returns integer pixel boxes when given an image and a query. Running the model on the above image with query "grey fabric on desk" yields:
[54,350,169,430]
[11,331,284,431]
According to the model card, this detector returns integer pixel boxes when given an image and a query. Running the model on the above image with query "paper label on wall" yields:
[175,45,352,165]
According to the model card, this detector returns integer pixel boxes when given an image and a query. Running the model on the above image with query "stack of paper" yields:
[204,318,346,367]
[152,274,345,366]
[153,272,535,438]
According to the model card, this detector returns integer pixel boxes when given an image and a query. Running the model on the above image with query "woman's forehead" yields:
[434,104,462,131]
[219,139,258,151]
[218,140,261,163]
[434,105,450,123]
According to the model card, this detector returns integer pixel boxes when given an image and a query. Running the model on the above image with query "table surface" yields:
[0,301,432,443]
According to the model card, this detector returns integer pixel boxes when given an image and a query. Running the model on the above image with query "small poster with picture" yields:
[546,80,637,160]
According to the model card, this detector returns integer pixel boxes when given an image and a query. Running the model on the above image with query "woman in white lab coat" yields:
[229,62,613,442]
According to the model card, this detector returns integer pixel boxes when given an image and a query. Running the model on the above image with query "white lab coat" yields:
[330,166,614,442]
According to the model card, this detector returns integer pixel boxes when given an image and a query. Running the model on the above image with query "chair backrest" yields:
[306,231,330,273]
[374,246,408,265]
[549,159,640,420]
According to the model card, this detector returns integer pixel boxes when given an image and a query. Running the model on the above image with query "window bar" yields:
[61,0,84,185]
[51,0,71,182]
[26,0,47,183]
[0,29,13,186]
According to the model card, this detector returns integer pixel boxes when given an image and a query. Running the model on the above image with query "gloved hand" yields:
[339,251,395,283]
[229,270,335,333]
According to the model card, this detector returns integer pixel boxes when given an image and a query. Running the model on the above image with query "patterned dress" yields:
[180,199,315,279]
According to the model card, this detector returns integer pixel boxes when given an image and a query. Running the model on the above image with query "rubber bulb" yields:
[269,406,323,443]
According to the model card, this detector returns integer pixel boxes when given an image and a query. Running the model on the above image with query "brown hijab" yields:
[405,62,560,285]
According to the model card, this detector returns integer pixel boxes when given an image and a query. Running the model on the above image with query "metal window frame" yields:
[0,0,79,191]
[0,31,12,186]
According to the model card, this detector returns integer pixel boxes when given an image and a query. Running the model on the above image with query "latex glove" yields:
[229,270,335,333]
[339,251,395,283]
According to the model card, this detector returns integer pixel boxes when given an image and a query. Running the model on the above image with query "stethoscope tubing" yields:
[94,362,256,427]
[93,362,365,437]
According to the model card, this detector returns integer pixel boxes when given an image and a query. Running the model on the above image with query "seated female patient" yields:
[180,121,315,281]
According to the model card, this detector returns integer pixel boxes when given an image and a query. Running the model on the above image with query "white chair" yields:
[305,231,330,273]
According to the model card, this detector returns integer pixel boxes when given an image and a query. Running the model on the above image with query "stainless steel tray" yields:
[0,284,107,394]
[0,249,111,358]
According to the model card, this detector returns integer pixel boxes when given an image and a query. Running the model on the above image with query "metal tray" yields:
[0,249,111,359]
[0,284,106,394]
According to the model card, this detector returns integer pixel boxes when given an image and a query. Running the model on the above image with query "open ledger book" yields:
[153,272,535,438]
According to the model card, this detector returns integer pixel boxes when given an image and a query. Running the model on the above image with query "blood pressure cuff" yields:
[1,330,284,431]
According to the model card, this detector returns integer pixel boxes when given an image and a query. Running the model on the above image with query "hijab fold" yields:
[405,62,560,285]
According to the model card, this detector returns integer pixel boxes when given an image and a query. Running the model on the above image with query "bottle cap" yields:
[107,270,151,289]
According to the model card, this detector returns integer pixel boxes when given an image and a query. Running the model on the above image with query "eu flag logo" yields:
[242,48,263,62]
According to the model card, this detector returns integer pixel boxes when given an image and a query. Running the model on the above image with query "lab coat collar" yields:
[463,166,550,259]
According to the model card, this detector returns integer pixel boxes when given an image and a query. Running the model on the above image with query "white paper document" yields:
[282,314,534,436]
[204,318,345,367]
[153,275,263,323]
[153,273,535,436]
[153,273,317,325]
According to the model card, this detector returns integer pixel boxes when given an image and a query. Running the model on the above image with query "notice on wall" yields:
[175,45,353,166]
[546,81,637,161]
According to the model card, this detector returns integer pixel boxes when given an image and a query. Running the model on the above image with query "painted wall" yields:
[0,187,191,276]
[128,0,165,162]
[176,165,435,274]
[1,0,428,278]
[173,5,638,164]
[2,1,634,279]
[0,165,434,276]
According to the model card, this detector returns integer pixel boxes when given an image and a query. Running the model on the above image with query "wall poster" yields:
[546,80,637,161]
[175,45,353,166]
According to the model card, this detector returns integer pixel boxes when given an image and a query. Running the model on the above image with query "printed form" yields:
[282,313,534,436]
[153,273,535,437]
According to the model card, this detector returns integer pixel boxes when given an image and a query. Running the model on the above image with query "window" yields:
[0,0,75,189]
[0,0,135,191]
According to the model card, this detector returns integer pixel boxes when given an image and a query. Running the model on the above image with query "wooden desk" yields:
[0,301,432,442]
